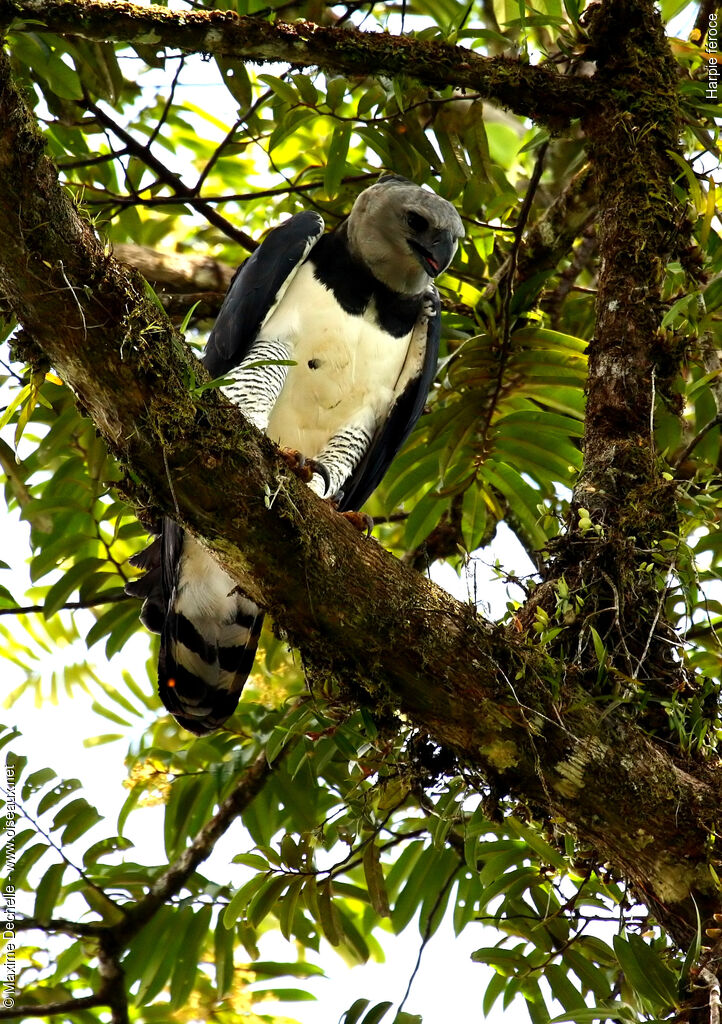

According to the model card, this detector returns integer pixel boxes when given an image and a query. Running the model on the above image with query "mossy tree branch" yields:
[0,0,592,129]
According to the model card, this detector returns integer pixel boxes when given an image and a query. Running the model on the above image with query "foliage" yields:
[0,0,720,1022]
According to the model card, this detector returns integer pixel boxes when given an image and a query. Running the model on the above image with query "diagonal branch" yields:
[1,0,593,130]
[83,99,257,252]
[0,994,107,1020]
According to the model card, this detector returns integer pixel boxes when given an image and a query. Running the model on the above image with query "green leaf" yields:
[461,482,488,552]
[136,907,190,1005]
[34,861,67,924]
[223,873,269,929]
[180,301,201,334]
[681,897,701,984]
[248,874,289,927]
[293,73,318,106]
[38,778,82,815]
[549,1009,635,1024]
[403,487,447,551]
[361,1001,394,1024]
[342,998,371,1024]
[613,934,678,1010]
[43,557,107,618]
[232,852,271,870]
[170,904,213,1008]
[363,840,390,918]
[0,383,31,432]
[13,842,50,887]
[259,73,299,106]
[215,910,235,997]
[279,876,304,941]
[324,122,352,199]
[22,767,56,800]
[60,804,103,844]
[318,880,341,946]
[82,835,134,866]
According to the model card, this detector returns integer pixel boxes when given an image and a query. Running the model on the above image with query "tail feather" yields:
[125,535,166,633]
[127,524,263,735]
[159,606,263,735]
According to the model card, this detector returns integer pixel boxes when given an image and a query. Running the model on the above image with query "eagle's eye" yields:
[406,211,429,234]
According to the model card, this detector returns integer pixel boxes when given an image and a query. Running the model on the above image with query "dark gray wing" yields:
[338,290,441,512]
[204,210,325,377]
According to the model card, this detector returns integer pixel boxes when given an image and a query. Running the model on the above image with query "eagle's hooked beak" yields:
[408,228,456,278]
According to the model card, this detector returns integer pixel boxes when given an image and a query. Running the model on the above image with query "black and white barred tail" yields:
[126,524,263,735]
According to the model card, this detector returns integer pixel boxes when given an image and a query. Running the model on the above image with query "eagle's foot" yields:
[340,510,374,536]
[280,448,332,496]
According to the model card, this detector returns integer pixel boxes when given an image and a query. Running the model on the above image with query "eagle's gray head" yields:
[346,174,465,295]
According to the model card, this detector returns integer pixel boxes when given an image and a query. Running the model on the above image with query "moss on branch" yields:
[1,0,591,129]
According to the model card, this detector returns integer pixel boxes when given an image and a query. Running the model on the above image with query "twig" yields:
[83,99,258,252]
[600,570,634,675]
[631,561,675,680]
[475,142,549,521]
[117,748,277,938]
[0,994,105,1019]
[14,916,105,936]
[70,172,375,208]
[57,148,128,170]
[0,592,130,616]
[56,260,87,339]
[147,54,184,148]
[396,864,459,1016]
[500,139,550,346]
[193,116,243,195]
[672,413,722,469]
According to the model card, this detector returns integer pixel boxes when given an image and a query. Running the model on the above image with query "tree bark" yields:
[0,0,591,129]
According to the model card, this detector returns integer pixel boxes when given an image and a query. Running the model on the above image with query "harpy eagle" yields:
[127,175,464,734]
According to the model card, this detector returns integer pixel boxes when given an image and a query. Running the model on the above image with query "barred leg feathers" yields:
[307,423,373,499]
[220,338,292,431]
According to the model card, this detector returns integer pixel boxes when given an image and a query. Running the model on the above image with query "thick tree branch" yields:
[112,243,234,302]
[1,0,592,129]
[578,0,684,502]
[551,0,691,716]
[0,44,719,953]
